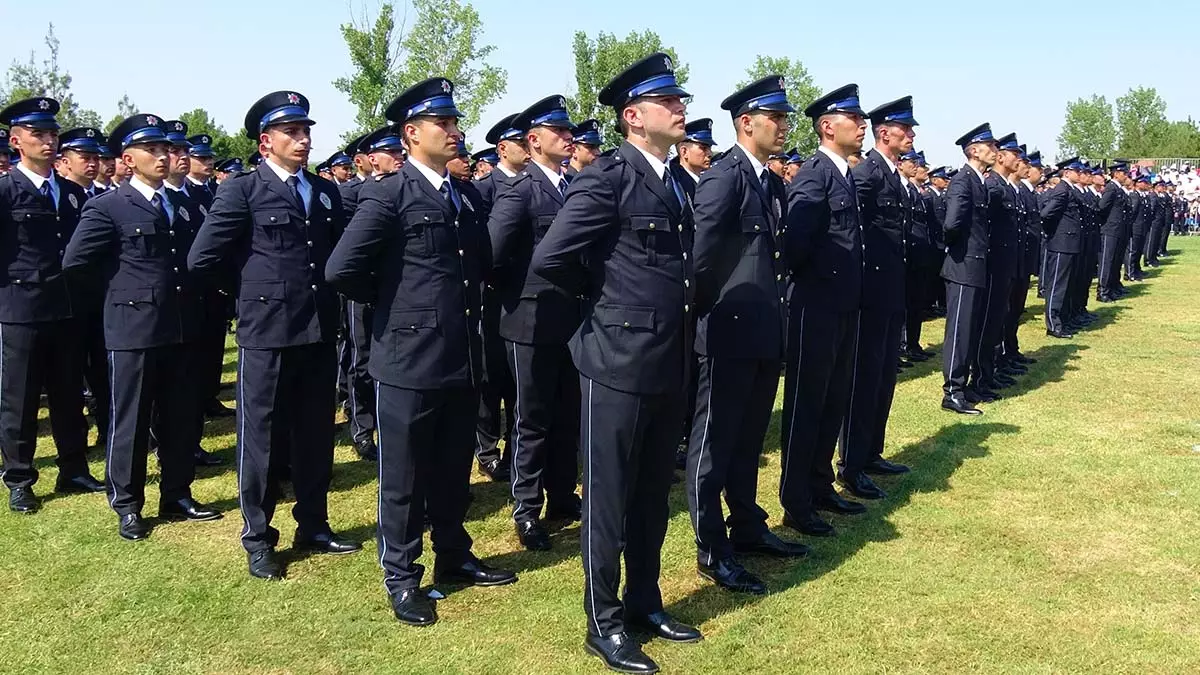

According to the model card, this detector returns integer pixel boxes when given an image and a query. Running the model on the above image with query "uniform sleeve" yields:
[188,180,248,276]
[325,179,392,305]
[338,182,359,221]
[1039,184,1068,228]
[1098,185,1116,214]
[941,175,974,244]
[62,198,116,271]
[691,168,741,312]
[783,164,828,271]
[530,167,616,296]
[487,177,529,274]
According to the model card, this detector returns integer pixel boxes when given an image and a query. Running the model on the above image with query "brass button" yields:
[259,296,266,301]
[623,321,631,327]
[648,223,656,230]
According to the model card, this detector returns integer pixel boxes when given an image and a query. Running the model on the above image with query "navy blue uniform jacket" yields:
[783,150,863,313]
[940,164,990,288]
[852,149,907,310]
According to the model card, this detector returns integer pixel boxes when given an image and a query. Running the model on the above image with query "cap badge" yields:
[778,77,785,89]
[287,93,300,104]
[663,56,673,71]
[441,80,452,94]
[85,129,95,137]
[146,115,158,125]
[37,100,50,110]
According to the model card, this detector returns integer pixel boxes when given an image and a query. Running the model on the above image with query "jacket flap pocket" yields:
[110,287,156,305]
[596,304,655,330]
[405,210,446,226]
[253,210,291,226]
[629,216,668,232]
[120,221,157,236]
[392,308,438,330]
[240,280,286,301]
[741,216,768,233]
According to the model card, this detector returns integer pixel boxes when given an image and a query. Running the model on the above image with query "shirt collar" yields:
[407,155,451,191]
[496,164,517,178]
[129,175,168,204]
[629,143,668,180]
[1021,179,1035,191]
[264,157,305,186]
[736,142,767,179]
[876,149,898,175]
[683,166,700,184]
[967,163,986,184]
[817,145,850,177]
[186,175,206,186]
[17,163,53,191]
[164,179,189,196]
[531,158,565,186]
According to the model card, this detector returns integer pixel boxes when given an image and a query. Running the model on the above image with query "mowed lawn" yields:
[4,239,1200,674]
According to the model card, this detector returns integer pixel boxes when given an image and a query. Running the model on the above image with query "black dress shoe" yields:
[1000,363,1028,376]
[515,518,551,551]
[864,458,911,475]
[990,374,1017,388]
[294,532,362,555]
[546,493,582,522]
[9,486,39,513]
[433,557,517,586]
[118,513,151,540]
[479,458,511,482]
[160,497,222,522]
[1013,353,1037,365]
[837,472,886,500]
[813,491,867,515]
[629,611,703,643]
[904,350,930,362]
[942,394,983,415]
[55,472,105,494]
[355,439,379,462]
[585,632,659,674]
[194,447,225,466]
[732,530,810,558]
[674,442,687,471]
[897,358,914,369]
[698,558,768,594]
[1046,330,1074,339]
[782,511,836,537]
[248,549,284,580]
[391,588,437,626]
[205,400,236,418]
[975,387,1002,402]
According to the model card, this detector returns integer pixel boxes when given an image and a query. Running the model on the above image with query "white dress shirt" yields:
[129,175,174,226]
[17,163,59,209]
[263,158,312,214]
[817,145,850,178]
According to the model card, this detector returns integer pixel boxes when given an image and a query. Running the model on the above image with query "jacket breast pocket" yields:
[253,210,290,251]
[629,216,664,266]
[405,210,448,257]
[238,280,287,331]
[534,214,556,244]
[596,304,656,334]
[120,221,159,256]
[742,215,768,238]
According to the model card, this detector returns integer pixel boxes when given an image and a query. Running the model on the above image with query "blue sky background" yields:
[6,0,1199,169]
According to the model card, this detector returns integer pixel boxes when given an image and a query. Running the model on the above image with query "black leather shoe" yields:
[864,458,910,475]
[194,447,225,466]
[55,472,105,494]
[516,518,551,551]
[837,473,885,500]
[942,394,983,415]
[904,350,930,362]
[813,491,867,515]
[1000,363,1028,376]
[391,588,437,626]
[205,400,236,418]
[160,497,222,522]
[698,558,767,594]
[9,486,39,513]
[732,530,810,558]
[1013,353,1037,365]
[990,374,1017,388]
[897,358,914,369]
[434,557,517,587]
[118,513,151,540]
[969,386,1001,403]
[479,458,511,482]
[248,549,284,580]
[546,493,582,522]
[782,511,837,537]
[629,611,703,643]
[355,439,379,462]
[585,632,659,674]
[294,532,362,555]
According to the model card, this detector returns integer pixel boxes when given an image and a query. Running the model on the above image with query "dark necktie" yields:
[440,180,460,215]
[662,169,684,208]
[286,176,306,215]
[38,181,51,201]
[557,176,568,197]
[151,193,171,223]
[759,168,769,194]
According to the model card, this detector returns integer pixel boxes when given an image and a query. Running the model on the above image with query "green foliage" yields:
[103,94,140,134]
[567,30,689,148]
[1115,86,1169,157]
[736,56,821,156]
[333,0,506,143]
[1056,95,1116,160]
[177,108,258,161]
[0,23,101,129]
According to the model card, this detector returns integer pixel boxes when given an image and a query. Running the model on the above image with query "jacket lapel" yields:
[619,141,681,219]
[120,182,163,220]
[527,163,565,206]
[732,145,771,213]
[402,161,456,220]
[256,163,305,218]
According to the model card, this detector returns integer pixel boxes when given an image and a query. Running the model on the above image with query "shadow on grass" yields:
[665,421,1020,627]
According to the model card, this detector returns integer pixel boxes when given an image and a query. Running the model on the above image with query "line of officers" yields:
[0,54,1170,675]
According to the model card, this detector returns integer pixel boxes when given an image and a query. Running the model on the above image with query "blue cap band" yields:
[189,143,213,156]
[405,95,457,120]
[61,139,102,154]
[10,111,57,126]
[529,108,572,127]
[573,130,602,145]
[259,104,309,132]
[121,126,168,149]
[685,129,714,144]
[740,91,789,112]
[166,133,190,146]
[825,96,860,113]
[369,135,404,151]
[626,74,681,101]
[880,111,916,125]
[966,129,994,144]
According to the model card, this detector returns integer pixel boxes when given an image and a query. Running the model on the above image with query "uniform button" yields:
[309,262,316,269]
[774,252,780,259]
[733,314,739,320]
[463,279,469,286]
[269,216,277,223]
[779,297,784,303]
[684,305,690,313]
[307,241,313,247]
[623,321,631,327]
[684,280,690,288]
[128,301,135,306]
[135,228,142,234]
[410,324,417,330]
[305,220,310,226]
[327,217,332,222]
[259,296,266,301]
[311,284,318,291]
[754,225,761,231]
[683,252,688,260]
[171,248,176,254]
[56,232,61,239]
[875,265,880,270]
[170,230,175,236]
[175,286,182,292]
[173,267,179,273]
[678,225,683,232]
[465,309,471,316]
[55,216,61,222]
[776,274,782,281]
[458,249,464,256]
[423,216,430,221]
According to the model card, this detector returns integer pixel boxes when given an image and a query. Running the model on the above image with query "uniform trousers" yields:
[376,382,475,596]
[779,306,856,518]
[1126,234,1146,279]
[942,281,985,397]
[972,272,1012,387]
[506,341,579,523]
[0,321,89,489]
[1002,273,1031,359]
[1097,234,1122,299]
[476,292,514,467]
[81,308,110,440]
[685,356,774,565]
[580,375,683,637]
[837,309,903,477]
[345,301,376,445]
[105,344,199,515]
[1044,251,1075,334]
[236,343,336,552]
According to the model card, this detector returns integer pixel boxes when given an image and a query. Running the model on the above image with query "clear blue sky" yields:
[7,0,1199,169]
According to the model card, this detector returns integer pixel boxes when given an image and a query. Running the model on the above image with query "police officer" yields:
[0,97,104,513]
[688,75,809,597]
[327,77,518,627]
[670,118,715,199]
[186,134,218,198]
[531,53,702,673]
[1040,157,1087,340]
[63,114,221,539]
[941,123,997,415]
[567,118,602,178]
[900,150,937,362]
[1097,161,1130,302]
[1125,174,1151,282]
[784,149,803,184]
[56,127,102,195]
[837,95,917,499]
[471,147,498,179]
[247,150,263,168]
[315,162,332,182]
[0,129,11,175]
[487,94,584,551]
[336,133,370,418]
[924,165,950,318]
[326,150,354,185]
[1003,151,1043,367]
[95,139,118,192]
[188,90,361,580]
[780,83,866,538]
[213,157,243,184]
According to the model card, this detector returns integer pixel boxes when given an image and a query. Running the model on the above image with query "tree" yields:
[334,0,506,142]
[103,94,140,134]
[736,56,821,156]
[0,23,101,129]
[1157,118,1200,158]
[177,108,258,160]
[1116,86,1169,157]
[568,30,689,149]
[1056,95,1115,160]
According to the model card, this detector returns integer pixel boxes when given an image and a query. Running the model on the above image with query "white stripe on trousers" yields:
[778,308,805,502]
[692,360,713,565]
[1047,253,1062,330]
[584,378,601,636]
[375,380,398,591]
[105,350,118,509]
[948,284,964,391]
[236,348,251,541]
[839,312,862,464]
[508,342,522,517]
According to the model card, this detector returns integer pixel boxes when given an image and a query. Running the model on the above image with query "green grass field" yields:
[3,239,1199,674]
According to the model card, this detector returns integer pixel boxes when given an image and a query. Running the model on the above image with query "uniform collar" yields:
[264,157,306,187]
[629,142,668,179]
[530,158,565,186]
[735,142,767,179]
[406,155,451,191]
[817,145,850,177]
[129,175,169,205]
